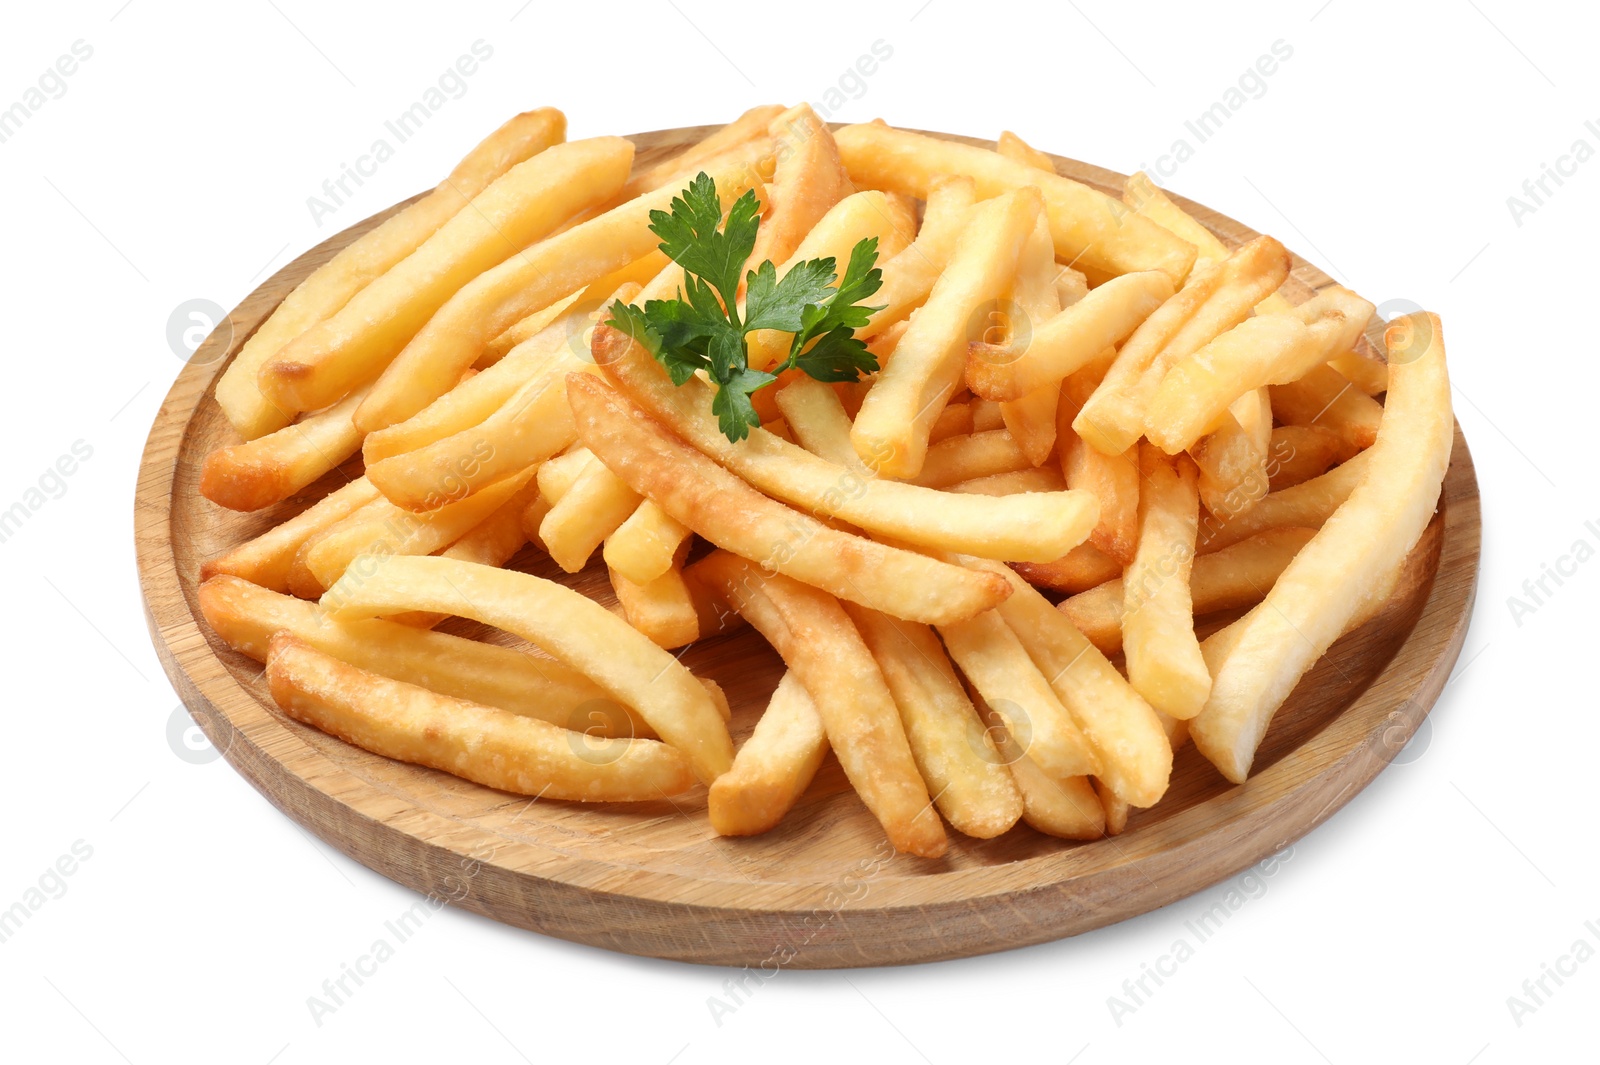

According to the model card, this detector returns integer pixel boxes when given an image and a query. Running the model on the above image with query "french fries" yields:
[214,108,566,439]
[1191,314,1452,782]
[261,137,633,415]
[1121,446,1211,719]
[265,635,693,800]
[190,106,1456,854]
[834,123,1196,284]
[1061,526,1318,654]
[565,372,1011,625]
[707,671,830,836]
[850,187,1040,478]
[319,555,734,783]
[690,551,946,857]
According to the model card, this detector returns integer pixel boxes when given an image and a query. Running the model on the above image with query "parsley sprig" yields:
[607,172,884,441]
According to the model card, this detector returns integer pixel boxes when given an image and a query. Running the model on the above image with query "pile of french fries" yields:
[195,104,1454,859]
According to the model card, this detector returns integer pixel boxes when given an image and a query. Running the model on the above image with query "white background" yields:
[1,1,1594,1061]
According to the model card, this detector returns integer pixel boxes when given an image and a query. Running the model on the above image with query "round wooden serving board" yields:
[136,125,1480,968]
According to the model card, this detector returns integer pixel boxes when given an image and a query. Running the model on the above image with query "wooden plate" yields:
[136,126,1480,968]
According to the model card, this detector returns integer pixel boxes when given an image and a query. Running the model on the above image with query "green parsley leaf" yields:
[604,173,886,442]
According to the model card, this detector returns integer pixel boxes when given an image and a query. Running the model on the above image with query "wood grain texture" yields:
[135,125,1480,968]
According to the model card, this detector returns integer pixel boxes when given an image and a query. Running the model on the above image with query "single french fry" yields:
[689,551,946,857]
[201,384,370,512]
[1097,710,1191,834]
[262,137,631,415]
[970,397,1005,432]
[927,401,975,445]
[1198,450,1372,553]
[620,104,784,200]
[707,671,830,836]
[1122,170,1229,271]
[215,109,566,439]
[609,561,699,649]
[603,500,692,586]
[967,557,1172,807]
[947,467,1066,495]
[1192,389,1272,518]
[967,270,1173,402]
[1147,288,1375,453]
[594,327,1097,563]
[973,693,1105,840]
[845,604,1023,839]
[197,574,649,736]
[1121,446,1211,719]
[320,555,733,782]
[999,213,1064,465]
[201,477,379,591]
[1011,541,1122,594]
[863,175,977,336]
[746,104,854,275]
[305,468,536,589]
[1269,425,1357,490]
[1270,363,1386,451]
[995,129,1056,171]
[1064,526,1318,653]
[535,446,594,504]
[1191,313,1452,782]
[1074,236,1291,456]
[906,429,1032,489]
[1329,350,1390,395]
[834,123,1196,284]
[540,457,641,574]
[353,158,764,432]
[938,610,1098,781]
[265,635,693,800]
[1059,433,1139,567]
[566,372,1010,626]
[774,376,866,469]
[851,188,1042,478]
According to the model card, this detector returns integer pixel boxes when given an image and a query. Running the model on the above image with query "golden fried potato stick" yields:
[970,692,1105,840]
[1121,446,1211,720]
[619,104,784,201]
[265,635,693,800]
[1268,425,1357,490]
[215,109,566,439]
[1190,313,1452,782]
[747,104,854,274]
[594,326,1097,563]
[602,500,692,586]
[534,445,593,503]
[994,129,1056,171]
[1074,236,1290,456]
[906,429,1033,489]
[540,456,641,574]
[1147,287,1374,454]
[862,175,976,336]
[609,561,699,649]
[1011,541,1122,594]
[566,373,1010,625]
[1197,449,1371,553]
[967,270,1173,402]
[967,557,1172,807]
[353,157,765,432]
[927,400,975,446]
[844,604,1023,839]
[1058,364,1140,565]
[970,396,1005,432]
[1271,363,1385,451]
[304,467,536,589]
[998,213,1064,465]
[1097,711,1190,835]
[1061,527,1317,654]
[938,610,1098,782]
[320,555,734,782]
[200,384,370,512]
[1191,388,1272,519]
[197,575,651,735]
[851,188,1041,478]
[773,376,865,469]
[834,123,1195,284]
[201,477,379,591]
[690,551,946,857]
[261,137,632,415]
[707,671,830,836]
